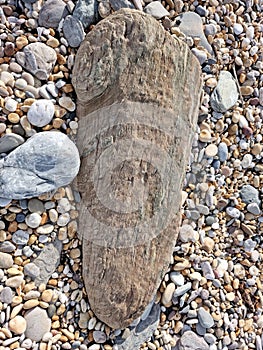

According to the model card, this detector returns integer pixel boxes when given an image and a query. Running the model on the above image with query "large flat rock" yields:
[72,9,202,329]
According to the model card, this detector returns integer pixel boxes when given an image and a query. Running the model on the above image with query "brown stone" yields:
[72,9,202,329]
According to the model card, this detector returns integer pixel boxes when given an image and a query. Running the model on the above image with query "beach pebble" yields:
[63,15,85,48]
[226,207,240,218]
[0,132,80,199]
[0,286,13,303]
[247,203,261,215]
[177,330,209,349]
[218,142,228,162]
[9,316,27,335]
[174,282,191,297]
[12,230,29,245]
[197,307,214,329]
[162,282,175,306]
[191,48,207,65]
[205,144,218,157]
[179,224,198,242]
[24,262,40,279]
[210,71,239,112]
[144,2,170,19]
[38,0,69,28]
[170,272,185,286]
[177,12,213,54]
[25,213,42,228]
[240,185,260,205]
[15,43,57,81]
[233,23,243,35]
[93,330,107,343]
[5,98,18,112]
[25,307,51,341]
[58,96,76,111]
[0,133,25,153]
[27,100,55,127]
[6,274,24,288]
[73,0,99,29]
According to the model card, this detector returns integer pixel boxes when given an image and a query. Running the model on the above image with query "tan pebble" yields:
[6,275,24,288]
[161,282,175,307]
[41,289,53,303]
[39,343,47,350]
[199,129,212,142]
[226,292,235,302]
[46,37,60,48]
[58,96,75,112]
[23,299,39,309]
[205,144,218,157]
[70,248,81,259]
[202,237,215,253]
[173,260,191,271]
[205,77,217,88]
[1,327,12,338]
[39,301,49,309]
[48,279,58,287]
[240,85,254,96]
[10,304,23,319]
[12,295,23,306]
[57,53,67,65]
[10,341,19,349]
[244,318,253,332]
[7,267,22,276]
[57,304,66,315]
[0,230,6,242]
[188,272,202,281]
[61,329,75,340]
[215,119,224,132]
[70,280,79,290]
[252,143,262,155]
[23,282,35,293]
[52,320,60,329]
[16,36,28,50]
[8,315,27,334]
[174,320,183,334]
[7,112,20,124]
[62,84,74,93]
[0,86,9,97]
[52,118,64,129]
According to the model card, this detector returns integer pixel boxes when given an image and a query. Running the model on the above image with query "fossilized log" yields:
[72,9,202,329]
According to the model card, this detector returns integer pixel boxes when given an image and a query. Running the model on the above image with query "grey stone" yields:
[0,131,80,200]
[0,198,11,207]
[0,133,25,154]
[210,71,239,113]
[28,199,45,214]
[191,48,207,65]
[174,282,192,297]
[63,16,85,48]
[170,272,185,286]
[177,12,213,55]
[247,203,261,215]
[24,262,40,279]
[240,185,260,206]
[12,230,29,245]
[0,287,13,304]
[197,307,214,329]
[38,0,69,28]
[144,2,169,19]
[15,43,57,81]
[0,241,16,253]
[25,307,51,341]
[73,0,99,29]
[176,330,209,350]
[115,303,160,350]
[218,142,228,162]
[33,239,62,286]
[93,330,107,343]
[109,0,134,11]
[27,100,55,127]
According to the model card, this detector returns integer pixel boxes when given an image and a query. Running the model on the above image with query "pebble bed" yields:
[0,0,263,349]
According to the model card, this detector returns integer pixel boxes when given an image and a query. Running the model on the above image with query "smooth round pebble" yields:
[27,99,55,127]
[9,315,27,334]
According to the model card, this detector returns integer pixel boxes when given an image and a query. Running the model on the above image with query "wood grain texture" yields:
[72,9,202,329]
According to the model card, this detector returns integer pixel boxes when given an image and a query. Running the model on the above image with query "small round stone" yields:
[27,99,55,127]
[8,112,20,123]
[5,98,17,112]
[205,144,218,157]
[9,315,27,334]
[59,96,76,112]
[25,213,42,228]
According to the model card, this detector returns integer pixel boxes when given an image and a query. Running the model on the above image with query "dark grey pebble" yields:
[63,16,85,48]
[73,0,99,29]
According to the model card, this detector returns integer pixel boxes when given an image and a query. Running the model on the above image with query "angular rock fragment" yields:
[15,43,57,80]
[175,330,209,350]
[0,132,80,199]
[72,9,202,329]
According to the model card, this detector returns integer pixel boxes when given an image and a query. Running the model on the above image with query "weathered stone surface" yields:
[210,71,239,112]
[63,15,85,48]
[38,0,69,28]
[175,330,209,350]
[15,43,57,80]
[24,307,51,341]
[0,131,80,200]
[33,240,62,286]
[72,9,202,329]
[177,12,213,55]
[0,133,24,153]
[115,303,160,350]
[73,0,99,29]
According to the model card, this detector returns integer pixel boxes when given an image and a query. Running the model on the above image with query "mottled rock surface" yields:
[175,330,209,350]
[73,0,99,29]
[210,71,239,112]
[38,0,69,28]
[72,9,202,329]
[24,307,51,341]
[0,131,80,199]
[15,43,57,80]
